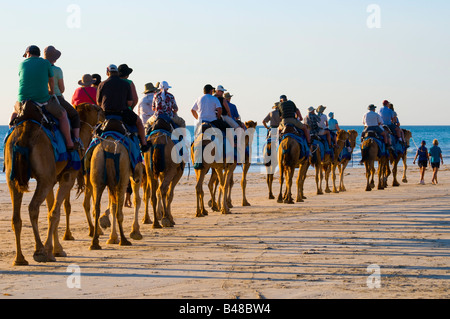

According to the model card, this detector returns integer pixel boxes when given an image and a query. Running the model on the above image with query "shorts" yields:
[281,118,305,130]
[431,162,440,169]
[418,160,428,168]
[365,126,384,135]
[106,108,138,127]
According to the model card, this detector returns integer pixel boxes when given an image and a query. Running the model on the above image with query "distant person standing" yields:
[413,140,430,185]
[429,139,444,185]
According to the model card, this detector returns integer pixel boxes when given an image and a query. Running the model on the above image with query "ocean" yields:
[1,125,448,183]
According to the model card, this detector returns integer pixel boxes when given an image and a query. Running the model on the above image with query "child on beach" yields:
[413,140,430,185]
[429,139,444,185]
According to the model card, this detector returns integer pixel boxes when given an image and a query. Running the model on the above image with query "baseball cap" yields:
[216,85,227,92]
[23,45,40,57]
[107,64,118,72]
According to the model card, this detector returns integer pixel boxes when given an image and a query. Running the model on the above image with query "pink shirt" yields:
[72,86,97,106]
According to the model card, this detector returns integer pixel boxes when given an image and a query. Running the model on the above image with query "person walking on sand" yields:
[413,140,430,185]
[429,139,444,185]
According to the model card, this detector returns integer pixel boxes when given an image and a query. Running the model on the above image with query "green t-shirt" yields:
[18,57,54,103]
[51,65,64,97]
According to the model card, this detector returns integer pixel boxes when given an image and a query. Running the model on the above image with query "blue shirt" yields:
[228,101,240,120]
[328,118,338,131]
[378,106,394,125]
[429,145,442,163]
[417,146,428,162]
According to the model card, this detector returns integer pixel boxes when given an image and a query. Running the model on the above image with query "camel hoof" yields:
[153,223,162,229]
[296,198,304,203]
[228,202,234,208]
[325,189,332,194]
[284,199,294,205]
[211,205,219,212]
[242,201,251,207]
[196,213,205,218]
[208,199,213,208]
[277,196,283,203]
[268,194,275,200]
[90,244,102,250]
[13,259,29,266]
[365,188,372,192]
[142,216,152,225]
[63,233,75,241]
[54,250,67,258]
[378,186,384,190]
[106,238,120,245]
[402,179,408,183]
[393,182,400,187]
[130,231,143,241]
[332,190,339,194]
[120,239,132,246]
[161,218,173,228]
[99,215,111,229]
[317,191,323,195]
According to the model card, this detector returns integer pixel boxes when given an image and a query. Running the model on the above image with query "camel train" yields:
[5,103,411,265]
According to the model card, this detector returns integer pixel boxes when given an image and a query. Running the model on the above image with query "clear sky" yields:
[0,0,449,125]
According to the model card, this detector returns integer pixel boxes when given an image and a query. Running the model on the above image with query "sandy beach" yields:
[0,165,449,300]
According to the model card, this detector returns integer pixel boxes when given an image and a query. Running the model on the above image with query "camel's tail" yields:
[10,122,35,193]
[151,144,166,176]
[360,139,373,164]
[281,142,292,168]
[104,151,121,191]
[75,169,85,199]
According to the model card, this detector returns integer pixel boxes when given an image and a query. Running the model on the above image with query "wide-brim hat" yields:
[273,102,281,109]
[118,64,133,77]
[224,92,233,99]
[143,83,158,94]
[368,104,377,110]
[78,74,95,86]
[43,46,61,64]
[308,106,315,112]
[317,105,326,113]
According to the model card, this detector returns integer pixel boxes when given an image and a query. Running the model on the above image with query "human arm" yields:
[191,109,198,120]
[58,78,65,94]
[130,82,138,109]
[296,109,303,121]
[48,76,55,95]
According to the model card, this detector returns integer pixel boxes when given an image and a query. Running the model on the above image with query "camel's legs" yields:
[9,184,27,266]
[241,163,251,206]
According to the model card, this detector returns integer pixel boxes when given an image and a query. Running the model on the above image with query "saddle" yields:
[11,100,55,129]
[147,117,174,136]
[100,118,129,136]
[280,124,304,139]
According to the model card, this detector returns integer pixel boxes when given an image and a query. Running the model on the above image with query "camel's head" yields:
[347,129,358,149]
[245,120,258,129]
[76,103,105,126]
[402,129,412,148]
[337,129,350,141]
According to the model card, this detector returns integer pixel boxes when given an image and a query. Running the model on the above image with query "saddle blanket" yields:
[85,131,143,173]
[280,133,310,158]
[4,120,81,171]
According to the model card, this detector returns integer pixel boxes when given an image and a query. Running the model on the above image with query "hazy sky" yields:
[0,0,449,125]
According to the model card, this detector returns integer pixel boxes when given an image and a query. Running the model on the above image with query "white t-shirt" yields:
[192,94,222,122]
[363,111,383,127]
[318,113,328,129]
[137,93,155,125]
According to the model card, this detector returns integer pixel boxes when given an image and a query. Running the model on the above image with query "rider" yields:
[224,92,246,129]
[328,112,340,145]
[96,64,150,152]
[151,81,186,128]
[379,100,403,143]
[316,105,333,148]
[191,84,224,136]
[362,104,390,146]
[215,85,240,129]
[304,107,331,149]
[12,45,74,150]
[278,98,311,145]
[388,103,405,144]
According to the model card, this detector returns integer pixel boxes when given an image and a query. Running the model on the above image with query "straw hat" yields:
[317,105,326,113]
[308,106,315,113]
[143,83,158,94]
[78,74,95,87]
[224,92,233,99]
[44,46,61,64]
[273,102,281,109]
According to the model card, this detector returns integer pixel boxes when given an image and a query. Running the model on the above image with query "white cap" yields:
[216,85,227,92]
[159,81,172,90]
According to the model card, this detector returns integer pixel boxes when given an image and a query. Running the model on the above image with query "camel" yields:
[385,129,412,186]
[277,133,310,204]
[86,127,144,250]
[321,130,351,194]
[360,136,389,191]
[5,101,94,265]
[334,129,358,192]
[207,121,257,210]
[62,103,105,240]
[191,125,237,217]
[143,120,186,228]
